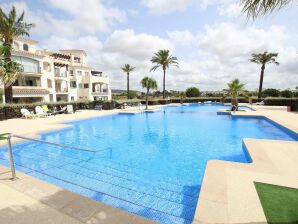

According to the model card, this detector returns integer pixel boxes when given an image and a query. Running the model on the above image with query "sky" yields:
[1,0,298,91]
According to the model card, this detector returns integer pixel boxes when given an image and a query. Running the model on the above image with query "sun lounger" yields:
[21,109,36,119]
[35,106,49,117]
[253,100,265,105]
[53,106,67,114]
[42,105,55,115]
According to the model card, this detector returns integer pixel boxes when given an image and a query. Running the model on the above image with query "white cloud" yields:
[167,30,198,45]
[218,3,242,17]
[104,29,174,60]
[141,0,193,15]
[1,0,126,36]
[141,0,240,16]
[46,0,126,34]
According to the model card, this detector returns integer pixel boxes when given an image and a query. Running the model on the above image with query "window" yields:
[43,62,51,72]
[69,70,73,75]
[74,57,81,63]
[23,44,29,51]
[12,56,39,73]
[84,84,89,88]
[78,84,83,88]
[25,79,34,86]
[47,79,52,88]
[70,81,77,88]
[71,96,75,101]
[85,72,89,76]
[77,70,82,76]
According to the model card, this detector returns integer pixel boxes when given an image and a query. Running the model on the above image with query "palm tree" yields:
[0,45,23,104]
[227,79,245,111]
[121,64,135,99]
[140,77,157,110]
[0,6,34,103]
[250,52,279,98]
[241,0,293,19]
[150,49,178,99]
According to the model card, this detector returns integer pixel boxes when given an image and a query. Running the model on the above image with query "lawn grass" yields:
[0,133,9,140]
[255,182,298,224]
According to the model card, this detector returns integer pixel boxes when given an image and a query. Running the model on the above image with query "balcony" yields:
[55,71,68,79]
[91,89,109,96]
[55,87,68,94]
[12,86,50,97]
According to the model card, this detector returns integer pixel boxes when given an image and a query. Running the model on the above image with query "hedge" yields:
[0,100,116,121]
[264,98,298,111]
[1,97,297,120]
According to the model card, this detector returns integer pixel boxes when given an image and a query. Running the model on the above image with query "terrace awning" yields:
[13,86,50,97]
[51,53,71,60]
[91,70,102,75]
[54,62,68,67]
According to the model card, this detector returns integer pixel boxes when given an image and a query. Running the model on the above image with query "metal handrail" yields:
[6,133,97,180]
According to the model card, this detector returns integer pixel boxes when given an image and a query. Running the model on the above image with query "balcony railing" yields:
[55,88,68,93]
[54,71,68,78]
[91,90,109,95]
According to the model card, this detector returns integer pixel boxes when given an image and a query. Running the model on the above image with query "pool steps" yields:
[0,146,197,224]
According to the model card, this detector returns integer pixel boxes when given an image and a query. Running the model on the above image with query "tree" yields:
[262,88,280,97]
[280,89,293,98]
[185,87,200,97]
[241,0,293,20]
[227,79,245,111]
[121,64,135,99]
[150,49,179,99]
[0,6,34,103]
[0,45,23,103]
[250,52,279,99]
[140,77,157,110]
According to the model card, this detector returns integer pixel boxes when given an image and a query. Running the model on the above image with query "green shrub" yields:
[262,88,280,97]
[185,87,200,97]
[280,90,293,98]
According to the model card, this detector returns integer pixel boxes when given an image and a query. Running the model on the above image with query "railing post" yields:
[7,134,16,180]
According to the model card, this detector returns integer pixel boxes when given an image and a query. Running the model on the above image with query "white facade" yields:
[9,37,111,103]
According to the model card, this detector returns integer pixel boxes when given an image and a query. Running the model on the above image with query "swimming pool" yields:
[1,104,297,223]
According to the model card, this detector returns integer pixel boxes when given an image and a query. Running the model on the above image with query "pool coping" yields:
[193,139,298,223]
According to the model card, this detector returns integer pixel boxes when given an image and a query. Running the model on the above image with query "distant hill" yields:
[112,89,142,95]
[111,89,126,94]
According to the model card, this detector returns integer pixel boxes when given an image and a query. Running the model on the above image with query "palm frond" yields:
[250,51,279,65]
[121,64,135,73]
[241,0,292,20]
[150,49,179,72]
[150,64,161,72]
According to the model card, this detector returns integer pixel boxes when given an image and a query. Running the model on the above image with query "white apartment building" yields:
[6,37,111,103]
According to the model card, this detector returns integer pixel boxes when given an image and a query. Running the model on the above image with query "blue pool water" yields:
[0,104,297,223]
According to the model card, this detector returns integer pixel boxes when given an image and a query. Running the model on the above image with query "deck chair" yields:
[253,100,265,105]
[21,109,36,119]
[42,105,54,115]
[35,106,49,117]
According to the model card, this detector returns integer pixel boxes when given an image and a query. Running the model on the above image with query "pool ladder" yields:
[6,134,97,180]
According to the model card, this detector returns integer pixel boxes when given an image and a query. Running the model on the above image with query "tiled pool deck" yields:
[0,105,297,224]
